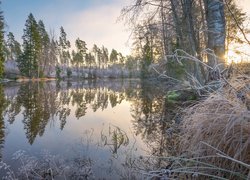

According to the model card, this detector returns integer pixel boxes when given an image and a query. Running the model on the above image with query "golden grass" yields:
[179,75,250,179]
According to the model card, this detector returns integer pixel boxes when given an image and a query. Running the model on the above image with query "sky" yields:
[2,0,133,55]
[1,0,250,58]
[239,0,250,16]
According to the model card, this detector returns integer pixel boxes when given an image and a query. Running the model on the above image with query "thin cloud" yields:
[62,2,131,55]
[36,0,132,55]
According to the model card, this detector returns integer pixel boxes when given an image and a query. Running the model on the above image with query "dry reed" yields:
[179,76,250,179]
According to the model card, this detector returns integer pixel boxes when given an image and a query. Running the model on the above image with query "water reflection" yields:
[4,80,139,145]
[130,81,180,170]
[7,83,66,144]
[0,85,7,160]
[1,80,179,178]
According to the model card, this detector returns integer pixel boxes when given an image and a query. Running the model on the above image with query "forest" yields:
[0,0,249,179]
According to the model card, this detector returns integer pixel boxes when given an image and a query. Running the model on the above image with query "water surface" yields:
[0,79,176,179]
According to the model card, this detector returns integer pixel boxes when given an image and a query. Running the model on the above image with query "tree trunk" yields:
[204,0,226,73]
[169,0,184,48]
[160,0,167,57]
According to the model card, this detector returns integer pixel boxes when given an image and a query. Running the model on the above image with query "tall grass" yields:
[177,75,250,179]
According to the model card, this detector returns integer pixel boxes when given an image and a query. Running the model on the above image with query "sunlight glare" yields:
[226,49,242,64]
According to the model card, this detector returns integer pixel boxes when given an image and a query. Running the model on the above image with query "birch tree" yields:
[204,0,226,72]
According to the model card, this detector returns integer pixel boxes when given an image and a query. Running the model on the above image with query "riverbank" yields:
[0,77,57,83]
[153,73,250,179]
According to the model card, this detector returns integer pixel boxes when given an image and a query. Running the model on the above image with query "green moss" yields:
[166,90,198,102]
[166,90,181,101]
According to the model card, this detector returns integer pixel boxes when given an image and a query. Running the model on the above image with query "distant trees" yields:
[1,10,137,79]
[13,14,131,79]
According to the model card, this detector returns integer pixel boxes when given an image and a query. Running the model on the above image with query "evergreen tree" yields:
[75,38,87,56]
[58,26,71,68]
[18,13,41,77]
[7,32,22,60]
[3,40,10,61]
[73,38,87,76]
[110,49,118,64]
[0,3,4,78]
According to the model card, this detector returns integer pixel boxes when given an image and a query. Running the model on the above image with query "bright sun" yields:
[226,49,242,64]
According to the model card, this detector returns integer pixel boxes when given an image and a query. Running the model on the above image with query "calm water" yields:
[0,79,177,179]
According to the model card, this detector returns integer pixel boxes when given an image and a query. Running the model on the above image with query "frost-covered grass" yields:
[0,150,94,179]
[142,73,250,179]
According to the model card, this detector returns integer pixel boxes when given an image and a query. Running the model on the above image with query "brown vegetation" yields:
[178,73,250,179]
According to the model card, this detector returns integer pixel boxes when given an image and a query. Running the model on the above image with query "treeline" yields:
[1,11,140,79]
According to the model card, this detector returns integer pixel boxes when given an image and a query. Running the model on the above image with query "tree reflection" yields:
[130,81,179,169]
[0,85,8,160]
[4,81,136,144]
[0,80,181,178]
[17,83,51,144]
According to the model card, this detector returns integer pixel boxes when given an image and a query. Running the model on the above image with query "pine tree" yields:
[110,49,118,64]
[37,20,50,76]
[76,38,87,65]
[73,38,87,76]
[58,26,71,68]
[18,13,41,77]
[0,2,4,79]
[7,32,22,60]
